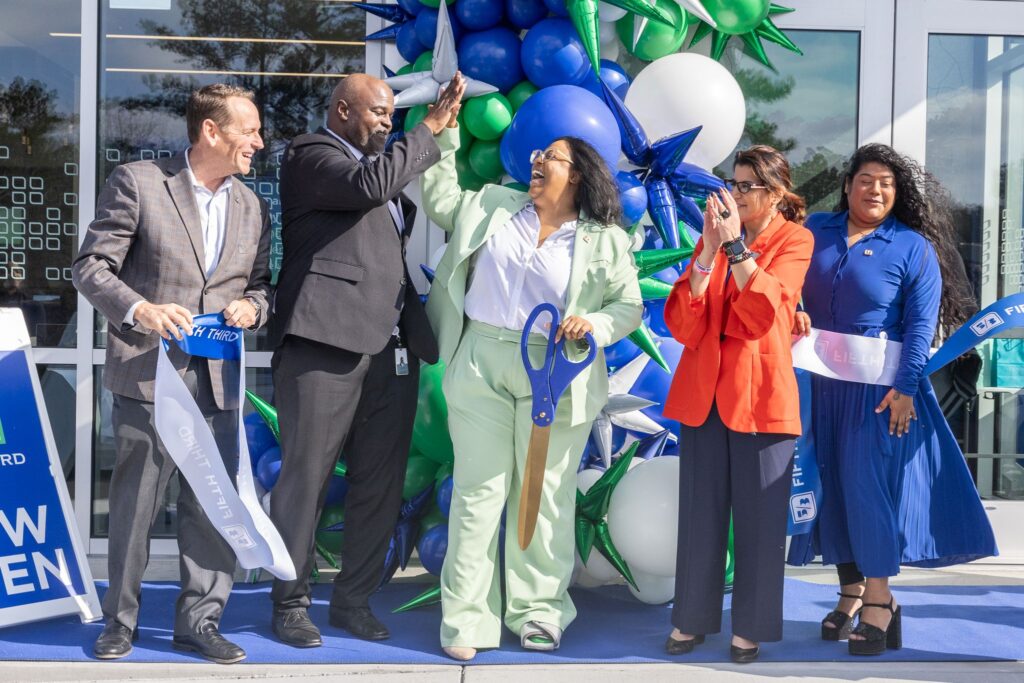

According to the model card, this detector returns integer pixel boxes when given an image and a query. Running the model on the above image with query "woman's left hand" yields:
[555,315,594,343]
[875,388,917,437]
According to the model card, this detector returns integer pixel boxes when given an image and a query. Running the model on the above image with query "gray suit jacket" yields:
[72,154,272,409]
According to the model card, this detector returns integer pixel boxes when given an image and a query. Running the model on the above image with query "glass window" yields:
[714,31,861,214]
[926,34,1024,500]
[94,0,366,350]
[92,365,274,537]
[0,1,81,347]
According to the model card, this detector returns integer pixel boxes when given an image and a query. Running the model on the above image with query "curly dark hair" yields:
[836,143,977,332]
[555,136,623,227]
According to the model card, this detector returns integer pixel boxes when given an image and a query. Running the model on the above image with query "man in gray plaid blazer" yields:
[72,84,272,664]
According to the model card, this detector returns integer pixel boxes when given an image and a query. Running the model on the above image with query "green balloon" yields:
[616,0,688,62]
[455,153,489,191]
[418,0,453,7]
[420,506,447,533]
[405,104,429,132]
[455,109,473,152]
[403,452,441,500]
[462,93,513,141]
[412,361,455,465]
[434,461,453,484]
[315,505,346,556]
[396,63,415,76]
[506,81,538,113]
[413,50,434,72]
[467,139,504,181]
[702,0,770,35]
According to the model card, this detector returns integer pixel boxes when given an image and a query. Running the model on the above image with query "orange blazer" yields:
[663,213,813,435]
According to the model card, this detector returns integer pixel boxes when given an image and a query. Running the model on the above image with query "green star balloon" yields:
[567,0,678,75]
[576,441,640,589]
[616,0,688,62]
[393,583,442,613]
[245,390,279,441]
[639,276,674,301]
[627,323,670,372]
[689,3,802,72]
[634,246,694,279]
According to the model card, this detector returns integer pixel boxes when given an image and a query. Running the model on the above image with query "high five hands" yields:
[423,72,467,135]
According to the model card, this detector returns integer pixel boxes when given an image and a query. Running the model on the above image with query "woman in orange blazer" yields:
[661,146,813,664]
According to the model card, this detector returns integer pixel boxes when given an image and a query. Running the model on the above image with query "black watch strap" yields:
[721,237,747,259]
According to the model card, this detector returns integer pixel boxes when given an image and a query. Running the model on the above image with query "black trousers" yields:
[672,403,796,643]
[105,358,238,636]
[269,334,420,612]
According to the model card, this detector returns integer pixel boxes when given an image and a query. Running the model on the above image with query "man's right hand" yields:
[134,301,193,340]
[423,72,467,135]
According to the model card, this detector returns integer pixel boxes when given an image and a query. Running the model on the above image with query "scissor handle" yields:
[521,303,598,427]
[548,331,597,401]
[521,302,559,390]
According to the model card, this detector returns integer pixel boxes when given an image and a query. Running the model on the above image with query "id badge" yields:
[395,347,409,376]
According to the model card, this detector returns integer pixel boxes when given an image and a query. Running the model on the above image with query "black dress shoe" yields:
[94,621,138,660]
[272,609,322,648]
[730,644,760,664]
[664,633,705,655]
[172,623,246,664]
[329,606,390,641]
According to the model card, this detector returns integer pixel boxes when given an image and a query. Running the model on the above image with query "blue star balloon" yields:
[356,2,423,62]
[378,483,437,589]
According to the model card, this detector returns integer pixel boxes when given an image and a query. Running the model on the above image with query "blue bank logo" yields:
[790,492,817,523]
[970,312,1004,336]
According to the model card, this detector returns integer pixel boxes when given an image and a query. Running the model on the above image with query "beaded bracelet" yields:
[693,259,714,275]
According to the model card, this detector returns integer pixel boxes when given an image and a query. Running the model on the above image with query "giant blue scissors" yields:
[518,302,597,549]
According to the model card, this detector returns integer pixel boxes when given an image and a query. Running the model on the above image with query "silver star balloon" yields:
[633,0,716,51]
[383,0,499,108]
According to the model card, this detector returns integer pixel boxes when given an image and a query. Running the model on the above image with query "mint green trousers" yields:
[439,321,593,648]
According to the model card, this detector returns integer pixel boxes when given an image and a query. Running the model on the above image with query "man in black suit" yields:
[267,73,466,647]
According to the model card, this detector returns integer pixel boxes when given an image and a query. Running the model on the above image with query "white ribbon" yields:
[791,328,903,387]
[154,334,296,581]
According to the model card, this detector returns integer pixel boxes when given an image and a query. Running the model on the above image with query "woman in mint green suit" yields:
[421,120,642,660]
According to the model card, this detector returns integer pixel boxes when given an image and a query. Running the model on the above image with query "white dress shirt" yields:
[124,148,231,325]
[323,127,405,235]
[465,203,576,334]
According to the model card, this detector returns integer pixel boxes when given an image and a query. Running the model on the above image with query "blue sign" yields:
[0,310,100,627]
[787,369,821,536]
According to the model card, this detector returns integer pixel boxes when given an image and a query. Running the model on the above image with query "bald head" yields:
[328,74,395,156]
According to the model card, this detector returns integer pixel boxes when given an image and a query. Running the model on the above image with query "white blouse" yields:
[464,204,577,334]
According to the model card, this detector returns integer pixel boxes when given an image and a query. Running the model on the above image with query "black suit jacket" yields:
[269,124,441,363]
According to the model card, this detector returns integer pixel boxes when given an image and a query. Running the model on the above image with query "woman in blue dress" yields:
[790,144,997,656]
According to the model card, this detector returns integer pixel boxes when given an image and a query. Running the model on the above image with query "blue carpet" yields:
[0,579,1021,664]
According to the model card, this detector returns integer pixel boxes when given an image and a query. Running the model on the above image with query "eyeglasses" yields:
[530,149,574,165]
[725,179,768,194]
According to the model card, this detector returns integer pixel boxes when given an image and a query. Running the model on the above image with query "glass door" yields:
[894,0,1024,561]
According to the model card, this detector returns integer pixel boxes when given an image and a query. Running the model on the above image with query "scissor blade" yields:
[518,424,551,550]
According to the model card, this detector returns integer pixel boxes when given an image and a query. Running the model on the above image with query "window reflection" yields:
[0,1,81,347]
[95,0,367,349]
[38,364,76,499]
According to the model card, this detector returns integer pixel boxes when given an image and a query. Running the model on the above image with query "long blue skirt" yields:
[788,375,997,577]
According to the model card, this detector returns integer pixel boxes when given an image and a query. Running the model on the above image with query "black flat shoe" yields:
[329,606,390,641]
[730,644,759,664]
[849,596,901,656]
[272,608,322,648]
[93,621,139,660]
[172,623,246,664]
[822,591,864,641]
[664,633,705,655]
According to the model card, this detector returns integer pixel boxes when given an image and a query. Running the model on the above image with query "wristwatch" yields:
[721,237,747,259]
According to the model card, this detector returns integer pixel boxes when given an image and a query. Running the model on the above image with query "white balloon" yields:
[428,243,448,271]
[261,491,272,516]
[598,2,627,22]
[601,39,620,63]
[578,467,603,494]
[628,569,676,604]
[599,21,618,47]
[624,53,746,169]
[607,456,679,576]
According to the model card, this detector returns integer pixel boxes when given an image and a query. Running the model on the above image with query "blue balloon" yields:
[542,0,569,16]
[415,8,464,50]
[455,0,504,30]
[520,18,591,88]
[417,523,449,575]
[256,446,282,490]
[644,299,671,338]
[398,0,426,15]
[396,21,424,62]
[650,265,680,283]
[582,59,631,100]
[628,336,684,444]
[436,475,453,517]
[457,27,523,93]
[604,335,643,371]
[244,413,276,469]
[616,171,648,225]
[324,474,350,506]
[500,85,620,184]
[505,0,548,28]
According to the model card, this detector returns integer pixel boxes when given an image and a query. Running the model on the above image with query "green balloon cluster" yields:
[463,93,514,141]
[616,0,689,62]
[702,0,771,35]
[506,81,538,113]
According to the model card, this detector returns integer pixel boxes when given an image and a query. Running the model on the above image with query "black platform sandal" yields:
[821,592,864,641]
[848,597,901,656]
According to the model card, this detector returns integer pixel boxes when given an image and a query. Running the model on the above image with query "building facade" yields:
[0,0,1021,559]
